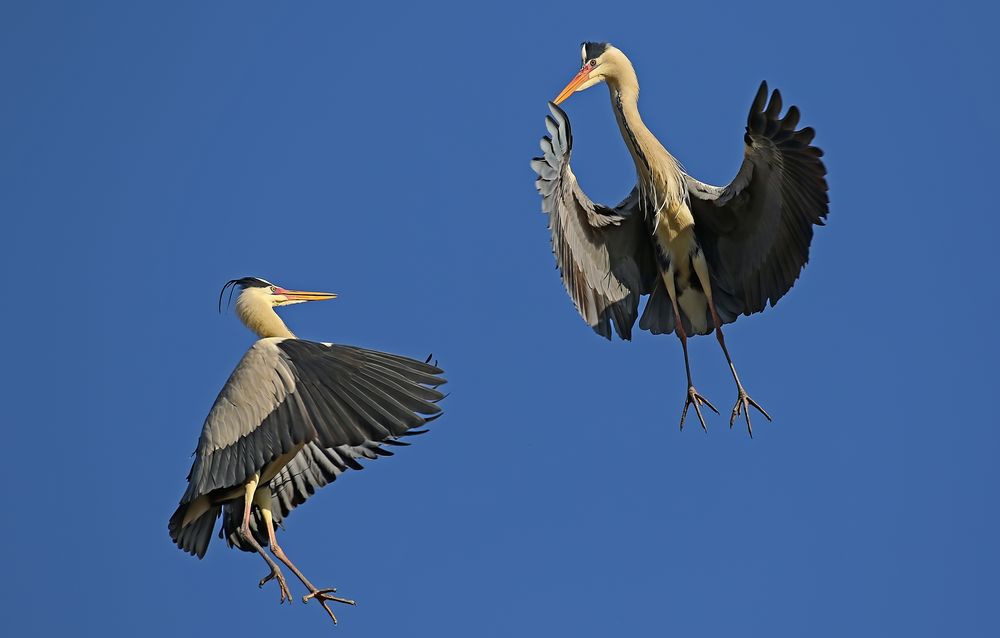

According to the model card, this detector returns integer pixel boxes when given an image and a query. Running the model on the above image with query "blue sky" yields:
[2,1,998,635]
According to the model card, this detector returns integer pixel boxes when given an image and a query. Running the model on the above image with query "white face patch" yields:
[238,285,275,306]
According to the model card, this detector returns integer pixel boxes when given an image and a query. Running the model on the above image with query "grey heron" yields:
[531,43,828,435]
[168,276,445,624]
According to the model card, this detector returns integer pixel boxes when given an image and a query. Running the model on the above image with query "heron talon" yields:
[259,567,293,604]
[680,386,718,432]
[303,587,357,624]
[729,387,771,437]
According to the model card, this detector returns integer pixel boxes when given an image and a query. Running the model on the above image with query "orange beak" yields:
[554,65,592,105]
[274,288,337,302]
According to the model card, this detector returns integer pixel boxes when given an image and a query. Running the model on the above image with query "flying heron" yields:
[531,42,828,435]
[168,277,445,624]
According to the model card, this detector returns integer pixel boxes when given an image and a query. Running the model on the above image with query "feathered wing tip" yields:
[218,427,440,552]
[687,80,828,318]
[531,103,654,341]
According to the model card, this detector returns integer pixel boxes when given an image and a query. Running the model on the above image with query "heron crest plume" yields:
[219,277,274,313]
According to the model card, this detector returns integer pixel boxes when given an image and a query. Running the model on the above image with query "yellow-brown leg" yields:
[240,476,292,603]
[662,265,718,431]
[257,490,356,625]
[692,252,771,436]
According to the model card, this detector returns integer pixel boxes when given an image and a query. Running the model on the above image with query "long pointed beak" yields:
[554,66,591,105]
[276,288,337,302]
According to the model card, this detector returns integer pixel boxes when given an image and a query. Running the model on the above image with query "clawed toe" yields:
[259,567,293,604]
[729,387,771,437]
[680,385,719,431]
[303,587,357,624]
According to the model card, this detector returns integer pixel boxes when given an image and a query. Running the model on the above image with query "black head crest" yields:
[582,41,609,62]
[218,277,273,313]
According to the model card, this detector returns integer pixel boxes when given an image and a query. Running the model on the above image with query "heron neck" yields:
[235,297,297,339]
[610,82,683,193]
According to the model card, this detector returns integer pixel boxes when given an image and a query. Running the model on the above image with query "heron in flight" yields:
[531,43,828,435]
[169,277,445,624]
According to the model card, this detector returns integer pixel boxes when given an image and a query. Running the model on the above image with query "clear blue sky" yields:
[2,1,998,635]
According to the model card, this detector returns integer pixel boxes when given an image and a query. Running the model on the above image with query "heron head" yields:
[219,277,337,313]
[554,42,621,105]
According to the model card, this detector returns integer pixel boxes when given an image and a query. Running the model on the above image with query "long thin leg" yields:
[257,491,356,625]
[239,475,292,604]
[691,251,771,436]
[662,264,718,431]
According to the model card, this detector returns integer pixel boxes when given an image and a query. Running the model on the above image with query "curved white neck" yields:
[235,293,296,339]
[607,69,685,211]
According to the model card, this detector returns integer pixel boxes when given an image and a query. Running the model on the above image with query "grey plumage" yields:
[221,437,424,551]
[687,82,829,315]
[532,82,828,340]
[538,43,825,435]
[531,104,655,340]
[169,339,444,559]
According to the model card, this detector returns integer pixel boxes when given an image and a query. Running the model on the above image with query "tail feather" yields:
[169,502,221,559]
[220,502,271,552]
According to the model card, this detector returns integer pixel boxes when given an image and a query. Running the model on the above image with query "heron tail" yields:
[168,501,220,559]
[220,501,272,552]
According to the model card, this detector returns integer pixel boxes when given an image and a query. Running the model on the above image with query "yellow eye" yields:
[269,286,277,292]
[589,59,597,68]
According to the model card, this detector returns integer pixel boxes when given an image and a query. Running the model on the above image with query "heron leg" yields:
[662,264,718,431]
[691,251,771,436]
[239,475,292,604]
[258,494,355,625]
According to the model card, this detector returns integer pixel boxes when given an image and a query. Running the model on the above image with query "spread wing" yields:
[219,434,433,550]
[176,338,444,507]
[686,81,829,315]
[531,102,655,340]
[170,339,444,556]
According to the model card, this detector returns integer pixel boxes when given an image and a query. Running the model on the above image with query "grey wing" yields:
[267,440,398,521]
[177,338,445,507]
[265,345,445,524]
[687,81,829,315]
[531,102,655,340]
[274,430,426,519]
[178,338,307,506]
[221,435,429,549]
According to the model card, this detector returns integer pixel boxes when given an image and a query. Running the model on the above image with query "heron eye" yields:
[269,286,277,293]
[589,59,597,68]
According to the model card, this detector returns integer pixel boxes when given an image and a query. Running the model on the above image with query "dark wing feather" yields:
[687,81,829,315]
[220,433,432,550]
[531,102,655,340]
[277,341,444,450]
[170,338,444,555]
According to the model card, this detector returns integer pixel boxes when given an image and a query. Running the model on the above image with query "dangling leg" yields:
[239,475,292,603]
[691,249,771,436]
[662,263,718,431]
[257,490,356,625]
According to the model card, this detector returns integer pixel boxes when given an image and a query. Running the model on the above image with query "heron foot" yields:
[303,587,357,625]
[680,385,719,432]
[730,386,771,437]
[259,565,293,604]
